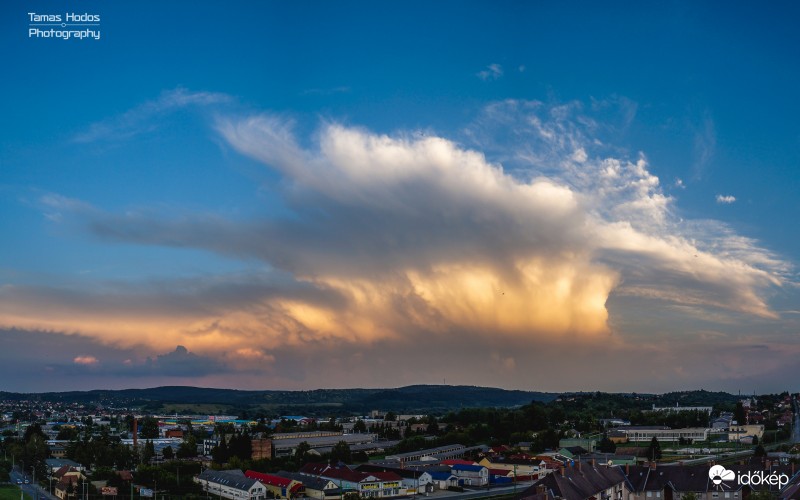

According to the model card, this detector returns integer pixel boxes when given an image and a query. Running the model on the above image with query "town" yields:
[1,389,799,500]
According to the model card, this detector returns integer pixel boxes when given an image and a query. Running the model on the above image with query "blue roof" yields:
[451,464,486,472]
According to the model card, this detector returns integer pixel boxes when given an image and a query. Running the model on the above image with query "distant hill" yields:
[0,386,745,418]
[0,385,557,416]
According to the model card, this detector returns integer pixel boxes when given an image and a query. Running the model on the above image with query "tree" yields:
[384,412,397,422]
[294,442,311,465]
[647,437,662,460]
[754,444,767,458]
[330,441,352,464]
[142,441,155,464]
[177,435,198,459]
[162,446,174,460]
[734,402,747,425]
[139,417,160,440]
[353,420,367,433]
[212,439,229,464]
[598,435,616,453]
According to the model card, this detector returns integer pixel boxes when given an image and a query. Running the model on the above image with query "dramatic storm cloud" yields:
[0,96,791,390]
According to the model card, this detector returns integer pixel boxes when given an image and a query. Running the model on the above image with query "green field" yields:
[0,485,32,500]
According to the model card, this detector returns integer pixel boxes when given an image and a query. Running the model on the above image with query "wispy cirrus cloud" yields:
[692,111,716,180]
[477,63,503,81]
[716,194,736,204]
[72,88,231,143]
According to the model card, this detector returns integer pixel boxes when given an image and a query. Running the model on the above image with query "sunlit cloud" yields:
[0,94,791,389]
[73,355,99,365]
[716,194,736,204]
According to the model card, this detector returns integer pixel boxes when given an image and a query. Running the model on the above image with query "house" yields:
[608,430,629,444]
[275,472,341,500]
[625,463,799,500]
[355,463,435,494]
[245,471,303,499]
[450,464,489,486]
[517,463,627,500]
[478,457,542,478]
[427,471,459,490]
[164,429,184,439]
[53,467,86,500]
[194,469,267,500]
[727,425,764,443]
[46,459,84,474]
[299,463,406,498]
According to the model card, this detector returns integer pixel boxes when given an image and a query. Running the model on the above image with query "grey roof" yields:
[197,469,260,491]
[46,459,82,469]
[386,444,467,460]
[276,471,340,493]
[518,465,627,500]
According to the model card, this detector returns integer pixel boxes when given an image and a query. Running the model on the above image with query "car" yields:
[16,480,22,484]
[24,479,30,484]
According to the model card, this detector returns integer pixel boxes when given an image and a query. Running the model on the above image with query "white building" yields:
[619,427,710,443]
[195,470,266,500]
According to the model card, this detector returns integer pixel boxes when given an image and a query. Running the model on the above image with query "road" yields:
[10,467,58,500]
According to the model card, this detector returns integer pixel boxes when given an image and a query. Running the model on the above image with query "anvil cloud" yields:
[0,97,790,390]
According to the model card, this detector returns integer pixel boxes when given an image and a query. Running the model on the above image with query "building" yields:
[625,463,799,500]
[45,459,84,473]
[617,426,710,443]
[271,432,377,458]
[727,424,764,443]
[355,464,435,494]
[194,469,267,500]
[450,464,489,486]
[650,405,713,414]
[53,467,86,500]
[299,463,406,498]
[558,438,597,453]
[383,443,485,464]
[477,457,543,477]
[275,472,341,500]
[517,463,627,500]
[245,471,303,499]
[251,438,273,460]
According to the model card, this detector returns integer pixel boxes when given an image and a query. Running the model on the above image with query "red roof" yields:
[370,472,402,481]
[440,459,476,466]
[245,470,293,488]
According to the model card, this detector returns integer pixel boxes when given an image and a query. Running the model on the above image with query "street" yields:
[9,467,58,500]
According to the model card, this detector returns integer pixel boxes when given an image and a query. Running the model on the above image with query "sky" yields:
[1,1,799,394]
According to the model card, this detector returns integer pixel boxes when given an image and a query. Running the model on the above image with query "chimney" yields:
[577,461,582,472]
[537,484,547,496]
[625,464,630,475]
[650,461,656,470]
[590,459,596,468]
[559,466,565,476]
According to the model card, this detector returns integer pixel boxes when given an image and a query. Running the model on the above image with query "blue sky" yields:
[1,1,799,393]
